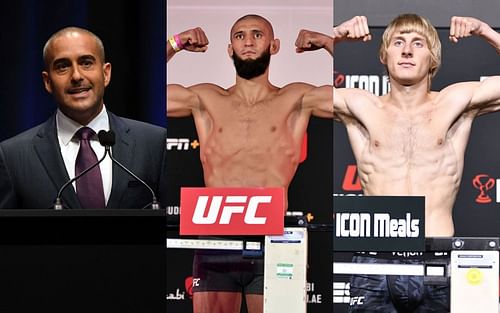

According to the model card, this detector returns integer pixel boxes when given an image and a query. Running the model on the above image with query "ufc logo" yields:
[180,187,284,235]
[192,195,271,224]
[350,296,365,306]
[166,138,189,150]
[342,165,361,191]
[192,278,200,287]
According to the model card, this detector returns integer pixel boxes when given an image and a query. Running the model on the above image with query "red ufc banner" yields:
[180,187,285,235]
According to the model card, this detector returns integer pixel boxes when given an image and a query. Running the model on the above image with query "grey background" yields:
[333,3,500,310]
[334,0,500,27]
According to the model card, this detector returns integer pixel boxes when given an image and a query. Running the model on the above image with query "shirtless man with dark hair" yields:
[167,14,334,313]
[333,14,500,312]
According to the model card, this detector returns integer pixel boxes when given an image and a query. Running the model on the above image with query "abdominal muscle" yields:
[200,126,302,212]
[358,141,462,237]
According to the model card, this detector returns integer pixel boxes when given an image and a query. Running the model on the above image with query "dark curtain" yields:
[0,0,166,141]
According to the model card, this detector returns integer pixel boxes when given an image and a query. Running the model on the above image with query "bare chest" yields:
[364,108,451,156]
[199,98,304,178]
[204,97,300,144]
[357,112,461,196]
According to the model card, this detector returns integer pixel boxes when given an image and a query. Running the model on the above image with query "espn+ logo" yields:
[166,138,199,150]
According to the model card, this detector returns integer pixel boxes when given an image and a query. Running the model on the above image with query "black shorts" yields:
[348,253,450,313]
[192,249,264,294]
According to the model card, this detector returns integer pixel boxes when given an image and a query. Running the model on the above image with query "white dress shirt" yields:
[56,106,112,205]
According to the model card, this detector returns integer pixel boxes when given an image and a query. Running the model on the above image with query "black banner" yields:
[334,196,425,251]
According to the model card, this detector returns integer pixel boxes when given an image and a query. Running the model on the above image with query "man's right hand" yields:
[295,29,333,55]
[167,27,209,61]
[333,16,371,43]
[177,27,209,52]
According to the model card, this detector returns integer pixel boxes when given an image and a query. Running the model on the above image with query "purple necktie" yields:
[75,127,106,209]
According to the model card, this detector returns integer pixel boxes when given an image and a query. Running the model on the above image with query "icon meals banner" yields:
[333,196,425,252]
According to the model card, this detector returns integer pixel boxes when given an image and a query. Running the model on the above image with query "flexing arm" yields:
[166,28,209,116]
[294,15,371,57]
[293,30,334,117]
[295,29,334,56]
[294,17,374,118]
[449,17,500,115]
[332,16,372,119]
[332,15,372,55]
[449,16,500,53]
[167,27,209,61]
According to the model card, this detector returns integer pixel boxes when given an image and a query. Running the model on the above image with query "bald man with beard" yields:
[167,14,334,313]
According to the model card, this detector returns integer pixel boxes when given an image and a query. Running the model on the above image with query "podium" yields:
[0,209,166,312]
[333,196,500,313]
[168,214,311,313]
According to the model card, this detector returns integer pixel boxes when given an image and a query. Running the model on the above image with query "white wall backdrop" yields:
[167,0,333,88]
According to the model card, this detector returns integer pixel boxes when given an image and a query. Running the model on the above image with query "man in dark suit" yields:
[0,27,166,209]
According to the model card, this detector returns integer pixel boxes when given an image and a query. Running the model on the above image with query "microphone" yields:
[53,137,109,210]
[97,130,161,210]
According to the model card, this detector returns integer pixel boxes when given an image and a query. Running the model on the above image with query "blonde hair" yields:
[379,14,441,79]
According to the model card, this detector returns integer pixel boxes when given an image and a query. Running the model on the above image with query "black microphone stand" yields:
[54,149,108,210]
[105,145,161,210]
[99,130,161,210]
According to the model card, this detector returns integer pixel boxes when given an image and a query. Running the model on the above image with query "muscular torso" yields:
[188,83,315,209]
[338,89,477,236]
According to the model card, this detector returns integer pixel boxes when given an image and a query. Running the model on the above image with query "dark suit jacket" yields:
[0,112,167,209]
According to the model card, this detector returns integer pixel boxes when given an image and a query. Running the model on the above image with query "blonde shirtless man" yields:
[333,14,500,312]
[167,15,333,313]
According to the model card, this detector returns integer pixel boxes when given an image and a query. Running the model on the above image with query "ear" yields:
[270,38,280,55]
[103,63,112,87]
[42,71,52,94]
[227,44,234,58]
[379,53,387,65]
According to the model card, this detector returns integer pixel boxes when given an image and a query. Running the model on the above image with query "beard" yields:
[232,47,271,80]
